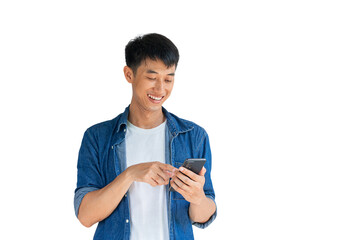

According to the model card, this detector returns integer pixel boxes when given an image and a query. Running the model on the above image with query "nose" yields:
[154,78,164,91]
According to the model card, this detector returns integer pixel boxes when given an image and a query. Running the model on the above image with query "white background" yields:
[1,0,351,239]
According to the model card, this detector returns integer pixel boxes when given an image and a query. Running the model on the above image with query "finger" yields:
[179,167,199,181]
[199,167,206,176]
[175,170,193,187]
[171,178,190,194]
[174,173,193,190]
[153,163,176,180]
[152,174,169,185]
[170,180,181,193]
[149,166,169,185]
[147,178,159,187]
[156,171,168,182]
[157,171,171,185]
[159,163,178,173]
[151,164,171,183]
[164,170,175,178]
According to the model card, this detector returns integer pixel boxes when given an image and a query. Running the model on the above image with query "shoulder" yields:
[85,114,121,138]
[81,113,125,150]
[86,118,115,133]
[167,111,211,154]
[166,110,208,138]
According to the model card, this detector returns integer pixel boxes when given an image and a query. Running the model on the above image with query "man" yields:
[74,33,217,240]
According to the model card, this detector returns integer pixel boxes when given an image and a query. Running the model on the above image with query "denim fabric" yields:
[74,106,217,240]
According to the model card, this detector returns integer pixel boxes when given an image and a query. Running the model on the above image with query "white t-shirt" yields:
[125,120,169,240]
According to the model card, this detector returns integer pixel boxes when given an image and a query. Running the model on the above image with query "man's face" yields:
[125,58,176,113]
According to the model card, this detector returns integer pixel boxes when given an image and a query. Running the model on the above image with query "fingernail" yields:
[180,167,185,172]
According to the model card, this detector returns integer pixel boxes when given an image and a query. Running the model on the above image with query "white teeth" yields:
[148,94,163,101]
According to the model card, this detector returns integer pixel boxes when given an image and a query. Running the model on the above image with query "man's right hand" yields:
[127,162,177,187]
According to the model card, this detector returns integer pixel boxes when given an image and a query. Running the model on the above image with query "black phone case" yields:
[182,158,206,174]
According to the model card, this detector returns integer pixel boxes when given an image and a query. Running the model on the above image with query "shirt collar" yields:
[162,107,193,136]
[113,105,194,145]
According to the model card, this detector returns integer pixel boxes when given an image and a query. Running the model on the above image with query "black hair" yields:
[125,33,179,74]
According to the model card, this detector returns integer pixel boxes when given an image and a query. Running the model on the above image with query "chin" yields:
[148,104,163,111]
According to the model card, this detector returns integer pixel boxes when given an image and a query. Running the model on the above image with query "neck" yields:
[128,102,165,129]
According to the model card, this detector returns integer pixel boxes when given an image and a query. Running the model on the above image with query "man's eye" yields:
[165,79,173,83]
[147,77,156,80]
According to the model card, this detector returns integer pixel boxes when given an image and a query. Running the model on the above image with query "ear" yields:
[123,66,134,83]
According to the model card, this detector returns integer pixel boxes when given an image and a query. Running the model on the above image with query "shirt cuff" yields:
[74,186,99,218]
[191,195,217,229]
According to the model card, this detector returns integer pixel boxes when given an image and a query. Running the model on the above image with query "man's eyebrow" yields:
[146,69,175,76]
[147,70,158,74]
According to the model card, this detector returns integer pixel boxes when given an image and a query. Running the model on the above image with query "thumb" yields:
[199,167,206,176]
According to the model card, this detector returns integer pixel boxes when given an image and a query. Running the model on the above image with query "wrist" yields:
[123,166,136,183]
[192,194,208,206]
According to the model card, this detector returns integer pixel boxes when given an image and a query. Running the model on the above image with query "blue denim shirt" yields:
[74,106,217,240]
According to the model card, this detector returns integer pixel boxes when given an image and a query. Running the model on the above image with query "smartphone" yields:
[169,158,206,191]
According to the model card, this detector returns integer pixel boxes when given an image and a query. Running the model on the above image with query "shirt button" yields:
[125,194,127,197]
[124,129,126,132]
[126,219,129,223]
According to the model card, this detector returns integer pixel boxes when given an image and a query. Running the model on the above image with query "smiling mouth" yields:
[147,94,164,101]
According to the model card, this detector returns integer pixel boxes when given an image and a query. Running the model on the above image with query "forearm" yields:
[78,169,134,227]
[189,196,216,223]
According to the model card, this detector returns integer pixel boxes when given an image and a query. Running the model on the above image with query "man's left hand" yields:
[170,167,207,205]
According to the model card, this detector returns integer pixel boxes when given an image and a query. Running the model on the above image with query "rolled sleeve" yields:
[74,186,99,217]
[191,195,217,229]
[74,129,103,218]
[191,130,217,228]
